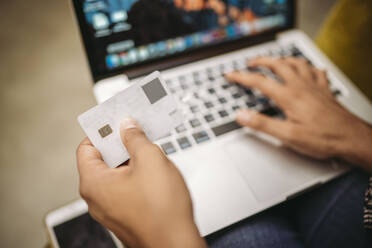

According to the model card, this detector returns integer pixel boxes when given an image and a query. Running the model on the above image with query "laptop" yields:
[70,0,372,236]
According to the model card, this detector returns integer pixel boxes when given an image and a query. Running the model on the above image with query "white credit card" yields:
[78,71,183,168]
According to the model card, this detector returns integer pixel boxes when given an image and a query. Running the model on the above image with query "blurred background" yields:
[0,0,339,247]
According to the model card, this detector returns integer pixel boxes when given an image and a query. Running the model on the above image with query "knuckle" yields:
[133,143,158,158]
[152,144,164,155]
[76,138,91,158]
[89,208,111,226]
[249,113,262,129]
[148,144,165,157]
[282,57,295,64]
[88,207,101,222]
[76,143,84,157]
[79,184,91,200]
[279,90,293,104]
[290,89,304,99]
[124,128,144,143]
[287,56,306,65]
[251,72,266,80]
[319,70,329,81]
[285,126,300,143]
[296,57,308,64]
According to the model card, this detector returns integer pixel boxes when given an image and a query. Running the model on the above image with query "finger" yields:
[312,69,330,90]
[225,71,289,107]
[236,109,295,142]
[120,118,154,158]
[76,138,108,177]
[248,57,298,84]
[282,57,314,83]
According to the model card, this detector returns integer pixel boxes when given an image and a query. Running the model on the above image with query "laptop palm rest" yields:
[224,133,337,203]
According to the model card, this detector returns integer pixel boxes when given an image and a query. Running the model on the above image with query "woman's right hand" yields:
[226,57,372,172]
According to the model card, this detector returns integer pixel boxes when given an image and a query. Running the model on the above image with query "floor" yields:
[0,1,337,247]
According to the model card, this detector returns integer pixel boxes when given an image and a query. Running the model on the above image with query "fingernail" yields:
[120,118,139,131]
[225,72,235,81]
[236,110,251,123]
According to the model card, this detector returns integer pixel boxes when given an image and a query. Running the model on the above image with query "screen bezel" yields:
[71,0,296,82]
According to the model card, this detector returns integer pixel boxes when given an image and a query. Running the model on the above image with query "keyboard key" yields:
[163,132,172,138]
[232,92,242,99]
[218,97,227,104]
[248,65,267,74]
[232,105,241,111]
[214,71,223,77]
[244,88,254,96]
[177,137,192,150]
[194,80,202,86]
[192,131,210,144]
[179,75,186,82]
[332,89,342,96]
[246,101,256,108]
[290,46,304,57]
[232,60,239,70]
[175,124,187,133]
[257,97,270,105]
[212,121,241,137]
[290,46,311,63]
[161,142,177,155]
[204,101,214,108]
[204,114,215,123]
[222,84,230,89]
[180,83,188,90]
[190,105,200,113]
[260,107,282,117]
[189,119,201,128]
[218,110,229,118]
[208,88,216,94]
[279,47,291,57]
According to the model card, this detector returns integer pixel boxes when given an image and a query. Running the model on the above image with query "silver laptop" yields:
[71,0,372,236]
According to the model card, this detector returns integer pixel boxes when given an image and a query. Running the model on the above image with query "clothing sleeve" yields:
[364,177,372,229]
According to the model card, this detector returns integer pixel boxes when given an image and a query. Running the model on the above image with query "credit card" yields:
[78,71,183,168]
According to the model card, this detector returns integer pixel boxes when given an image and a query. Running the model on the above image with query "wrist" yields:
[124,218,207,248]
[338,119,372,172]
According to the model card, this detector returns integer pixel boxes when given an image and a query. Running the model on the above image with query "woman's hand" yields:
[226,57,372,172]
[76,118,207,248]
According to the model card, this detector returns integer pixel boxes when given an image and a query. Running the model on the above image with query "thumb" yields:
[120,118,152,157]
[236,109,293,142]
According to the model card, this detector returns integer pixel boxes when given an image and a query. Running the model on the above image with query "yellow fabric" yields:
[316,0,372,101]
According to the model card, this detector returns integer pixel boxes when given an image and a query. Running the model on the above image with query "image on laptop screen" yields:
[75,0,290,77]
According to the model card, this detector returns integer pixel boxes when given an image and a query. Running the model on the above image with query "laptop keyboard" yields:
[158,44,341,155]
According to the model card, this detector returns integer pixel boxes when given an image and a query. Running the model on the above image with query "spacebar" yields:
[212,121,242,137]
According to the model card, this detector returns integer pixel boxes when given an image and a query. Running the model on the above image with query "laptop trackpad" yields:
[225,133,333,203]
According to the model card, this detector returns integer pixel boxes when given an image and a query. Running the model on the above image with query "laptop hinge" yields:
[122,32,277,80]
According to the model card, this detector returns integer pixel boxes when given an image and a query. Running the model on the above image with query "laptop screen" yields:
[73,0,293,80]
